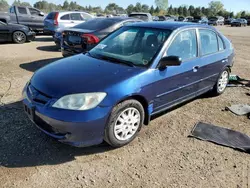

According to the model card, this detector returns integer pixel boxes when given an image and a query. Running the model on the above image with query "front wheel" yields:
[12,31,26,44]
[212,68,229,96]
[104,100,145,148]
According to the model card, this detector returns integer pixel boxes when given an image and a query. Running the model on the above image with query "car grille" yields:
[27,84,52,105]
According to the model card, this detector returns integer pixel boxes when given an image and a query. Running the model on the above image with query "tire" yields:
[104,99,145,148]
[12,31,27,44]
[211,68,229,96]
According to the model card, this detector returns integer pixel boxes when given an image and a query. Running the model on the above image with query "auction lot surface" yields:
[0,26,250,188]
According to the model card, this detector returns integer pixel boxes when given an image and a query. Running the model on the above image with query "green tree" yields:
[0,0,9,11]
[208,1,224,16]
[183,6,188,16]
[177,6,183,16]
[149,5,154,15]
[126,4,134,14]
[194,7,201,16]
[241,11,246,17]
[154,6,160,14]
[63,0,69,10]
[229,12,234,18]
[105,3,119,14]
[173,7,178,15]
[134,2,142,12]
[201,7,206,15]
[155,0,168,11]
[142,4,149,12]
[188,5,195,16]
[168,5,173,15]
[12,0,31,7]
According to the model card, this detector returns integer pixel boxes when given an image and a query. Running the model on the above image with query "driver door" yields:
[153,29,202,112]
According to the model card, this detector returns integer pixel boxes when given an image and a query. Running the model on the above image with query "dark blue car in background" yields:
[23,22,234,148]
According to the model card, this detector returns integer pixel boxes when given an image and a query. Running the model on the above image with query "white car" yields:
[44,11,94,34]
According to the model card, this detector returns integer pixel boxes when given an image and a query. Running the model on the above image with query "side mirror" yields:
[158,56,182,70]
[39,12,44,16]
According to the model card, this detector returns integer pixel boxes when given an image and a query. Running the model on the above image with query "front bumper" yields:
[22,88,112,147]
[27,31,36,41]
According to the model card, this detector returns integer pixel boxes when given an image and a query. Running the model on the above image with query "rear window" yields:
[46,12,57,20]
[129,14,148,21]
[73,18,118,30]
[70,13,82,21]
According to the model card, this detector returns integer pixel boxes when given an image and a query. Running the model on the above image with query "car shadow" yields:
[34,36,54,42]
[37,45,60,52]
[19,57,62,72]
[0,101,113,168]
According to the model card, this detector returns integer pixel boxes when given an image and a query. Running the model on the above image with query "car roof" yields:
[129,21,215,31]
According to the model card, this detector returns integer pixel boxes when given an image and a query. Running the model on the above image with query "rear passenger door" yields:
[16,7,31,26]
[58,13,72,28]
[70,13,85,27]
[196,29,227,94]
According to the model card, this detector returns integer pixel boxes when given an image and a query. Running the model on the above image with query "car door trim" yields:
[156,73,218,98]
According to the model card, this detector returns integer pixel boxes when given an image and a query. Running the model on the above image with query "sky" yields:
[6,0,250,13]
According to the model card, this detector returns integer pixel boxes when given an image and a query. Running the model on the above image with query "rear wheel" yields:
[104,100,144,148]
[212,68,229,96]
[13,31,26,44]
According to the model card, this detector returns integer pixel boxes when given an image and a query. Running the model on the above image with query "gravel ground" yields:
[0,26,250,188]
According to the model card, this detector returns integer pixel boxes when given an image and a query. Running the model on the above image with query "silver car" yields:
[44,11,94,34]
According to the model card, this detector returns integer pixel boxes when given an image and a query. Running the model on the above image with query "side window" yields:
[60,14,70,20]
[70,13,82,21]
[18,7,27,15]
[29,8,40,16]
[199,29,218,56]
[167,29,197,61]
[218,36,225,51]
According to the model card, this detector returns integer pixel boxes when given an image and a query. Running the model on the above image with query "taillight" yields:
[81,34,99,44]
[54,12,59,26]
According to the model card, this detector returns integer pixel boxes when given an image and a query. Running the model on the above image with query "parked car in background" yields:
[165,15,178,21]
[61,17,142,57]
[240,17,250,25]
[44,11,94,35]
[208,16,224,26]
[53,28,64,47]
[153,16,159,21]
[191,16,208,24]
[178,16,186,22]
[0,21,35,43]
[224,17,233,25]
[231,18,247,27]
[185,16,194,22]
[129,12,153,21]
[0,6,45,32]
[23,22,234,148]
[157,16,167,21]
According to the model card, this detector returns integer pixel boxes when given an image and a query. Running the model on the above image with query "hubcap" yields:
[14,32,25,42]
[218,71,229,92]
[114,107,141,141]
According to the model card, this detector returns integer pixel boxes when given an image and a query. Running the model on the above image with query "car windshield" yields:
[129,14,149,21]
[73,18,118,30]
[89,27,172,67]
[209,17,218,21]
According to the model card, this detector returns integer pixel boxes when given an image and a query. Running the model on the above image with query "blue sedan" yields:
[23,22,235,147]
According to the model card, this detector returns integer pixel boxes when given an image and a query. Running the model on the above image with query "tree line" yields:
[0,0,249,18]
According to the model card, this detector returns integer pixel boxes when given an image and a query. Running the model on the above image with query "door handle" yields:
[193,66,200,72]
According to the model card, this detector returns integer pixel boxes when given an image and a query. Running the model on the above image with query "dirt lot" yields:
[0,26,250,188]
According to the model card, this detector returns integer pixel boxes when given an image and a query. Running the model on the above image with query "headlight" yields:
[52,93,107,110]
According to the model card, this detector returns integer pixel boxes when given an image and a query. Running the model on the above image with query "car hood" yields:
[31,54,144,98]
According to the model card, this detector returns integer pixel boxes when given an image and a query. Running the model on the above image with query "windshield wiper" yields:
[97,55,135,67]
